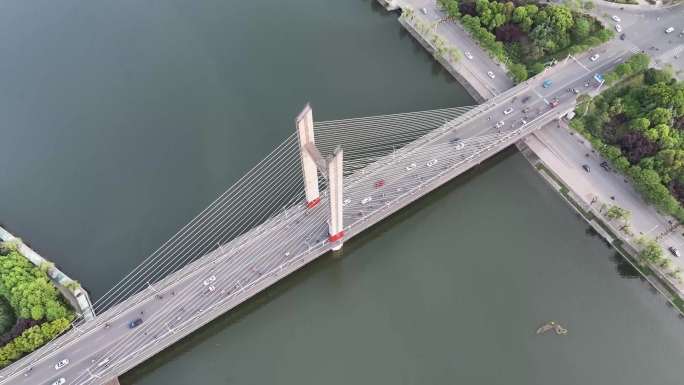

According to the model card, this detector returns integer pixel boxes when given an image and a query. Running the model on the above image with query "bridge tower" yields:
[327,146,344,250]
[296,104,321,208]
[295,104,345,250]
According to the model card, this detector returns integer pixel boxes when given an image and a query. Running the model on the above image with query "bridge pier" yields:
[295,103,321,208]
[327,147,344,250]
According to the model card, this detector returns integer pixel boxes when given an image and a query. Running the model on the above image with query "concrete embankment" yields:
[397,15,489,103]
[377,0,684,310]
[517,137,684,312]
[0,225,96,321]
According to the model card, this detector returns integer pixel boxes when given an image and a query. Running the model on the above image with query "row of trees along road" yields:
[571,53,684,222]
[0,242,74,368]
[436,0,612,82]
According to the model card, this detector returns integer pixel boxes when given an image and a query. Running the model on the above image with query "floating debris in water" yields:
[536,321,567,335]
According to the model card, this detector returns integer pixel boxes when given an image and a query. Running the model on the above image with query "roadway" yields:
[0,42,635,385]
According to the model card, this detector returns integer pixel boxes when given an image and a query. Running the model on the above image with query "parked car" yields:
[495,121,504,129]
[420,7,428,14]
[503,107,514,115]
[590,53,600,62]
[128,318,143,329]
[582,164,590,172]
[543,79,553,88]
[52,378,66,385]
[487,71,495,79]
[611,15,621,22]
[620,33,626,40]
[669,247,681,257]
[615,24,622,33]
[549,98,560,108]
[600,161,611,171]
[522,96,531,103]
[665,26,675,34]
[374,179,385,188]
[464,51,473,60]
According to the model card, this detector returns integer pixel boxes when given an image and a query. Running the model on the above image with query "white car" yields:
[495,121,504,129]
[202,275,216,286]
[611,15,620,22]
[405,163,416,171]
[54,359,69,370]
[420,7,428,14]
[521,119,527,125]
[52,379,66,385]
[361,197,372,205]
[426,159,438,167]
[615,24,622,33]
[342,198,351,206]
[665,27,675,34]
[97,358,110,368]
[503,107,514,115]
[487,71,495,79]
[464,51,473,60]
[590,54,600,62]
[207,285,216,293]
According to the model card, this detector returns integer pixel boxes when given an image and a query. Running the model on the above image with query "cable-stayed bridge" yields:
[0,46,629,385]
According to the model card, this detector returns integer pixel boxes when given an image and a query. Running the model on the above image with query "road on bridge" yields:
[2,34,639,385]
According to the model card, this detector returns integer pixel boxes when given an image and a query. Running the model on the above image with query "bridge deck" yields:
[1,42,631,385]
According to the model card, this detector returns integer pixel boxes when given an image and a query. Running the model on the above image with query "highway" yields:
[0,39,636,385]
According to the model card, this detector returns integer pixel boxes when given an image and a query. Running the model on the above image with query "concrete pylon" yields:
[327,146,344,250]
[296,103,321,208]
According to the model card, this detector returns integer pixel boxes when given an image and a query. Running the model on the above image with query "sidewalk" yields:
[522,123,684,296]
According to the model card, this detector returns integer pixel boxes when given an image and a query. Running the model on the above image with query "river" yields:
[0,1,683,384]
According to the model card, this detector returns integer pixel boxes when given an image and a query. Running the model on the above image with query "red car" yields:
[374,180,385,188]
[549,98,560,108]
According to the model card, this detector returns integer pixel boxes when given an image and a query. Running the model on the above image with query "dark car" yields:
[582,164,590,172]
[521,96,531,104]
[620,33,626,40]
[128,318,143,329]
[600,161,611,171]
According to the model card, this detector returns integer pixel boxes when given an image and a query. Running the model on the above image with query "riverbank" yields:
[0,225,95,321]
[517,134,684,314]
[378,0,684,309]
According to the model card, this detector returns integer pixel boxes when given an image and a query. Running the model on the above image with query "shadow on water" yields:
[121,146,518,384]
[584,226,611,248]
[609,251,641,279]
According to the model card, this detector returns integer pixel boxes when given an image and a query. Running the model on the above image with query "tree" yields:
[509,63,528,82]
[547,5,574,33]
[649,108,672,127]
[637,237,664,265]
[571,17,591,41]
[495,23,524,42]
[619,132,659,164]
[605,205,631,222]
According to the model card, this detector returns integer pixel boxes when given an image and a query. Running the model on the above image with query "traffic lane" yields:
[420,2,512,90]
[12,202,325,385]
[626,9,684,52]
